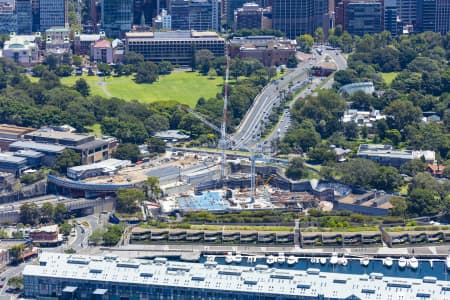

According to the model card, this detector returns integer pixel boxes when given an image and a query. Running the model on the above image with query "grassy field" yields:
[85,123,103,137]
[31,72,224,107]
[380,72,399,86]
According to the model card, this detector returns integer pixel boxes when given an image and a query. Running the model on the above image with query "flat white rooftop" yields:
[23,252,450,299]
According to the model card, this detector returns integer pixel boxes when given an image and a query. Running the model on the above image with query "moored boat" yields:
[319,257,327,265]
[398,256,407,268]
[330,253,338,265]
[383,257,393,267]
[277,253,286,264]
[225,252,233,264]
[266,255,275,265]
[233,253,242,264]
[360,256,370,267]
[408,256,418,270]
[287,255,297,265]
[339,255,348,266]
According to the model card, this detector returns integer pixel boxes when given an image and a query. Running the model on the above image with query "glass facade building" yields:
[272,0,329,39]
[101,0,133,38]
[346,1,383,36]
[0,0,16,34]
[39,0,67,31]
[171,0,219,31]
[16,0,33,34]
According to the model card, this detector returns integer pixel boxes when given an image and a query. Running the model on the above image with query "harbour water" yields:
[194,256,450,281]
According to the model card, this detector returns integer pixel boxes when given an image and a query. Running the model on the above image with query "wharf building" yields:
[124,31,225,65]
[24,252,450,300]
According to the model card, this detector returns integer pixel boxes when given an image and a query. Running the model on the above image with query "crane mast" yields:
[179,53,258,203]
[219,53,230,179]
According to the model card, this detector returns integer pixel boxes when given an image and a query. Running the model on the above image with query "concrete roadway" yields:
[231,61,313,151]
[260,49,348,153]
[231,49,347,153]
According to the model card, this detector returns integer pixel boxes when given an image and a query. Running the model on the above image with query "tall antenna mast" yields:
[220,52,230,179]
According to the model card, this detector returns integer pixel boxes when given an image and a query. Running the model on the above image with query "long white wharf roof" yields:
[23,252,450,299]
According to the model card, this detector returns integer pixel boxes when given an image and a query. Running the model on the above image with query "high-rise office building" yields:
[16,0,33,34]
[416,0,450,34]
[170,0,190,29]
[397,0,416,26]
[0,0,16,34]
[224,0,270,26]
[384,0,398,35]
[153,8,172,29]
[434,0,450,34]
[272,0,329,39]
[335,0,383,36]
[133,0,158,26]
[101,0,133,38]
[39,0,67,31]
[31,0,40,32]
[234,2,263,30]
[171,0,219,31]
[346,0,382,35]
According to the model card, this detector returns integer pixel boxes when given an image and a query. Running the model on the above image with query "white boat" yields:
[225,252,233,264]
[206,255,215,262]
[287,255,297,265]
[360,256,370,267]
[339,255,348,266]
[247,256,256,263]
[398,257,407,268]
[277,253,286,264]
[429,259,434,269]
[233,253,242,264]
[266,255,275,265]
[330,253,338,265]
[446,255,450,270]
[310,257,317,264]
[408,256,419,269]
[383,257,393,267]
[319,257,327,265]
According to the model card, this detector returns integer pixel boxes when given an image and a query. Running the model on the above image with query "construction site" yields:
[48,54,334,215]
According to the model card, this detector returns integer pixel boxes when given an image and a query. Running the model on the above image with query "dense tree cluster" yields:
[280,90,346,153]
[19,202,67,225]
[334,32,450,161]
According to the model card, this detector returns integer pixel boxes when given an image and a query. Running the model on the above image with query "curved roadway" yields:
[231,48,347,154]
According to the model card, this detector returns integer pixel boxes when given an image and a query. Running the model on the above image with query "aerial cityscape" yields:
[0,0,448,299]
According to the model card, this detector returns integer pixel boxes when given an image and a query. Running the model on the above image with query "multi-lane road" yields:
[230,60,313,151]
[231,48,347,153]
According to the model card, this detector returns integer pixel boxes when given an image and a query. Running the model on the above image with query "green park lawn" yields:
[380,72,399,86]
[31,71,223,108]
